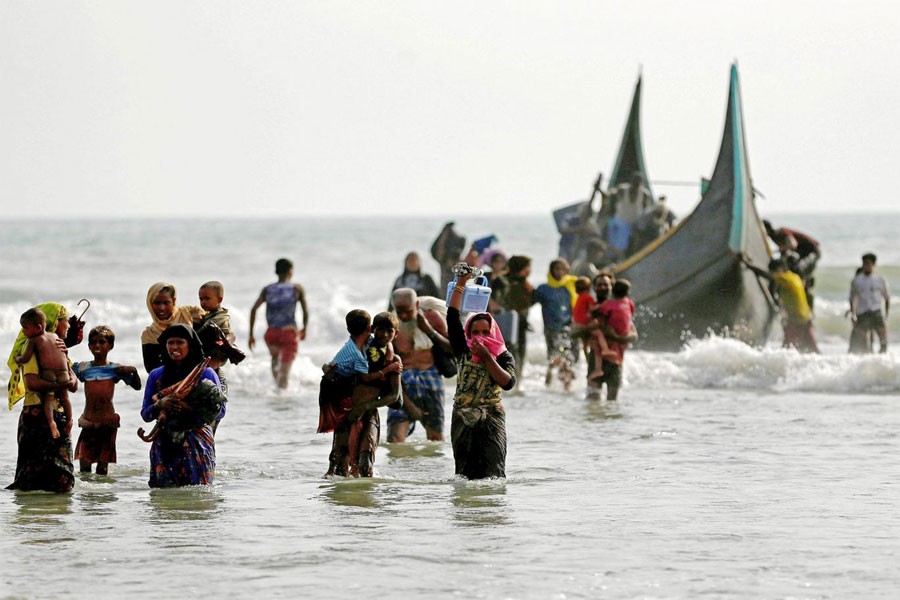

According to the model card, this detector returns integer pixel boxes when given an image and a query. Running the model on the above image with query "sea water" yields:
[0,214,898,599]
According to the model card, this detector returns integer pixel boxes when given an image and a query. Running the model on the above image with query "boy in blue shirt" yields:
[319,310,401,476]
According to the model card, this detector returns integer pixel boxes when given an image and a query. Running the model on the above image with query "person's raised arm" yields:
[248,289,266,351]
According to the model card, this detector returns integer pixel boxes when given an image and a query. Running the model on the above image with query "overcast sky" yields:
[2,1,898,219]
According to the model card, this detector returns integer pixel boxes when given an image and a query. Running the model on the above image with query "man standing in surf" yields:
[249,258,309,389]
[387,288,451,442]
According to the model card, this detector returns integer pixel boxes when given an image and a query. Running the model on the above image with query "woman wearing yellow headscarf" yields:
[141,282,205,373]
[532,259,579,390]
[6,302,78,492]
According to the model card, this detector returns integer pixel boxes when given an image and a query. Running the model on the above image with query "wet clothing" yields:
[596,297,635,364]
[783,321,819,354]
[264,282,299,328]
[544,327,577,364]
[74,425,117,466]
[6,404,74,492]
[447,306,516,479]
[142,372,223,488]
[533,283,574,331]
[330,337,369,378]
[72,361,130,466]
[851,272,889,315]
[264,327,300,364]
[572,292,595,327]
[140,325,226,488]
[772,271,812,325]
[387,365,445,434]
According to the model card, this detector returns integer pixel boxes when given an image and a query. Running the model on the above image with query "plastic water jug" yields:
[445,275,492,313]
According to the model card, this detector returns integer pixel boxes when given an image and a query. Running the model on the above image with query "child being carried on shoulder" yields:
[72,326,142,474]
[570,277,618,380]
[15,308,74,440]
[319,310,402,477]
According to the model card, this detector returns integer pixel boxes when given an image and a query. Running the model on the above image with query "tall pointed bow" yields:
[615,65,776,350]
[609,76,653,197]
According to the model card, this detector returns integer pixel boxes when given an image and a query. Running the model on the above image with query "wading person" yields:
[249,258,309,389]
[447,269,517,479]
[140,324,226,488]
[6,303,80,492]
[141,282,204,373]
[849,252,890,354]
[388,288,450,442]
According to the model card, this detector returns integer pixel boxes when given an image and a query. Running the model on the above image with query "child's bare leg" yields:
[596,331,618,361]
[59,389,73,438]
[43,396,60,439]
[96,462,109,476]
[586,334,606,380]
[79,459,92,473]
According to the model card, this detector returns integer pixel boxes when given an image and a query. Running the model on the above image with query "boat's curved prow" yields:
[615,64,776,350]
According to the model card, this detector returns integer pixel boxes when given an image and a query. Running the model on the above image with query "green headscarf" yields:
[6,302,68,409]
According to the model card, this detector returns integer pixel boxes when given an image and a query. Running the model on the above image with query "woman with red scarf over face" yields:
[446,271,517,479]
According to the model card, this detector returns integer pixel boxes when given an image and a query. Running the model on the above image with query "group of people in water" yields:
[4,217,891,493]
[556,172,676,277]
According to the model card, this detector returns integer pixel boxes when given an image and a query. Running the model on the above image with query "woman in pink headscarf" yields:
[446,270,517,479]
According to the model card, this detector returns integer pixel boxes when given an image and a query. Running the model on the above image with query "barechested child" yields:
[72,326,142,474]
[15,308,73,440]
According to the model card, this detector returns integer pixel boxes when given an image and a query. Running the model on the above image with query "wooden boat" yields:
[609,65,777,349]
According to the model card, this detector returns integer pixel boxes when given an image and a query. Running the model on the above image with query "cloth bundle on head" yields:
[471,234,498,256]
[7,302,68,409]
[465,313,508,363]
[141,282,204,345]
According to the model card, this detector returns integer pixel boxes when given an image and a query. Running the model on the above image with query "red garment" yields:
[572,292,595,326]
[597,297,635,364]
[783,321,819,354]
[264,327,300,363]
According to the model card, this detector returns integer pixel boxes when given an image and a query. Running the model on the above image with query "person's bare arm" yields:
[295,284,309,340]
[248,289,266,351]
[15,340,35,365]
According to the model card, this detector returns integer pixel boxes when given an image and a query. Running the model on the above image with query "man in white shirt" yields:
[849,253,890,353]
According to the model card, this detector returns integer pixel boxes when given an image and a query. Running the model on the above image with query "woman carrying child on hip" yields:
[447,266,517,479]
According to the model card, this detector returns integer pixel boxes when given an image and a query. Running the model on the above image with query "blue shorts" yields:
[387,365,445,434]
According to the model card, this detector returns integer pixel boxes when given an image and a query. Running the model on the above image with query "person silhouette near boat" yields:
[849,253,890,354]
[740,255,819,353]
[764,220,820,310]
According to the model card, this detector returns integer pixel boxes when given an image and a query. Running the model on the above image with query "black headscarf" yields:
[157,324,206,387]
